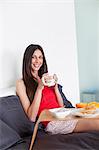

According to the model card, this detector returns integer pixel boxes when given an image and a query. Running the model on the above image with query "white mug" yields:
[42,74,55,87]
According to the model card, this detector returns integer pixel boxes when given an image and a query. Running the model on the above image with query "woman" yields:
[16,44,99,135]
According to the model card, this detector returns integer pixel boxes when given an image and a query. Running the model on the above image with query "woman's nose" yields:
[35,58,39,63]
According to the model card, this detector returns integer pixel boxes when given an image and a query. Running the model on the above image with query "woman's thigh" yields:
[74,118,99,133]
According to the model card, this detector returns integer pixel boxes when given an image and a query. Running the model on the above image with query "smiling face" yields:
[31,49,43,73]
[23,44,48,84]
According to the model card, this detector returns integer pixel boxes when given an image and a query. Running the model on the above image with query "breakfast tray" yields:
[29,108,99,150]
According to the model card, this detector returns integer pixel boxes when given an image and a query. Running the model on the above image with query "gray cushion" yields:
[0,119,21,150]
[0,95,34,137]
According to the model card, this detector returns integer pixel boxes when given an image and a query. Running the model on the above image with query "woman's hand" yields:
[53,74,64,107]
[53,74,58,84]
[53,74,58,89]
[38,78,44,90]
[37,73,48,90]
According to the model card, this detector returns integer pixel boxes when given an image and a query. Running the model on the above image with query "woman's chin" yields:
[32,67,40,72]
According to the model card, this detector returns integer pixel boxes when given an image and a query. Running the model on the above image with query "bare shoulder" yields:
[16,79,24,84]
[16,79,25,87]
[16,79,26,92]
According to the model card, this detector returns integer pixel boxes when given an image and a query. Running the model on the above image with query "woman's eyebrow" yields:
[32,55,43,57]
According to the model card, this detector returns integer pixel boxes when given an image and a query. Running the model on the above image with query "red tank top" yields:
[38,86,60,126]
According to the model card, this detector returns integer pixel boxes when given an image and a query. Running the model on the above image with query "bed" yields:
[7,130,99,150]
[0,89,99,150]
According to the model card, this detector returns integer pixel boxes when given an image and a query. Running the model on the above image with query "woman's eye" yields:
[32,56,43,60]
[32,56,35,59]
[39,56,43,59]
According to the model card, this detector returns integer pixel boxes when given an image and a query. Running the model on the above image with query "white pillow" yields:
[0,86,16,97]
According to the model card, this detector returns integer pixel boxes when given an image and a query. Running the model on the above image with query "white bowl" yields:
[49,108,71,119]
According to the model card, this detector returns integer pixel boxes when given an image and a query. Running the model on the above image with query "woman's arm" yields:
[16,79,44,122]
[53,74,64,107]
[54,84,64,107]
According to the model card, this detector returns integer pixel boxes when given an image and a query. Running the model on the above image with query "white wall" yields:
[98,1,99,101]
[97,1,99,82]
[0,0,80,105]
[75,0,99,101]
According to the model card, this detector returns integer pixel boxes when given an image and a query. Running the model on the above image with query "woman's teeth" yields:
[34,65,40,68]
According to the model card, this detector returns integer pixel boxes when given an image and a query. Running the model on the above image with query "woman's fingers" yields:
[53,74,58,83]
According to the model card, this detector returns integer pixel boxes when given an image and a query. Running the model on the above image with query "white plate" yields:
[71,108,99,118]
[49,108,71,119]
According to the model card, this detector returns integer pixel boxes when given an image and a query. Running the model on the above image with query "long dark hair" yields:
[22,44,48,103]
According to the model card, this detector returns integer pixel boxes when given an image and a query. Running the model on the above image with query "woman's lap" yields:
[45,118,99,134]
[45,119,78,134]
